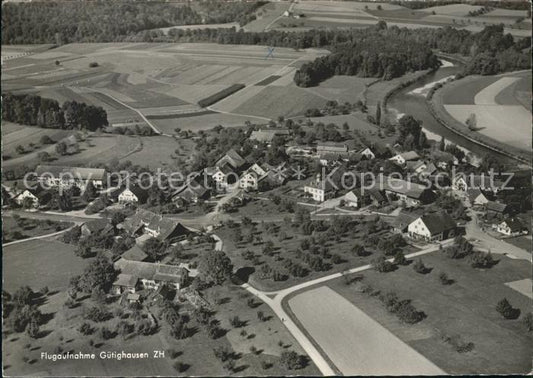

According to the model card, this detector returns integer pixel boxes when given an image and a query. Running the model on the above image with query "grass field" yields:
[2,217,72,244]
[3,239,93,292]
[233,86,328,119]
[440,73,532,152]
[328,252,532,374]
[289,286,444,375]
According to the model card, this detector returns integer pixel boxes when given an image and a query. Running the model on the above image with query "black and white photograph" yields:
[1,0,531,376]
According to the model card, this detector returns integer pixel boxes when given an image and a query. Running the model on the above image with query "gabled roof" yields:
[249,128,289,142]
[114,258,186,283]
[393,208,425,230]
[122,244,149,262]
[35,165,106,180]
[114,273,138,287]
[82,218,111,233]
[406,160,426,171]
[467,188,487,202]
[122,209,191,241]
[382,178,429,199]
[216,149,246,169]
[486,201,508,213]
[501,218,526,232]
[344,191,359,202]
[417,212,456,235]
[119,185,149,203]
[400,151,420,161]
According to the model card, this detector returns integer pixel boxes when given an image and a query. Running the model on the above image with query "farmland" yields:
[288,286,444,375]
[438,72,532,152]
[327,252,532,374]
[2,42,328,130]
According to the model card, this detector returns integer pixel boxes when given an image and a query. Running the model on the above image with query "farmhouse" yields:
[389,151,420,166]
[249,128,289,144]
[382,178,436,207]
[122,209,191,242]
[316,142,349,154]
[430,150,458,169]
[452,174,504,194]
[81,218,114,238]
[216,148,246,170]
[486,201,509,215]
[468,188,489,207]
[343,190,360,208]
[391,208,425,233]
[121,244,149,262]
[406,160,427,174]
[35,165,106,189]
[113,258,188,294]
[495,218,528,237]
[14,187,51,208]
[117,185,149,205]
[304,166,346,202]
[407,212,457,241]
[357,147,375,160]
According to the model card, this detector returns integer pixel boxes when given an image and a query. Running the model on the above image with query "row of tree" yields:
[2,93,108,131]
[294,29,440,86]
[1,1,266,44]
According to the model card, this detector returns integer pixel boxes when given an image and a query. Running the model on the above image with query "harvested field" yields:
[152,112,256,132]
[289,286,444,375]
[309,76,375,103]
[440,73,532,151]
[233,86,328,118]
[419,4,484,17]
[243,1,291,32]
[443,104,531,151]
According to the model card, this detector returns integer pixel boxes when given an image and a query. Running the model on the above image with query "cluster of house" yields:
[83,208,200,304]
[2,165,107,208]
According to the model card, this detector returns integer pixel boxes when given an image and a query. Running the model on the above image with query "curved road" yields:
[242,239,454,376]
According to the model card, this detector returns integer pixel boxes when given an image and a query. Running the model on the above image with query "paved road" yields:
[465,210,531,261]
[2,227,75,247]
[242,239,454,376]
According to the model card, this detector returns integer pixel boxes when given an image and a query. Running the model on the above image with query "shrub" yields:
[280,351,305,370]
[371,255,395,273]
[496,298,517,319]
[89,62,99,67]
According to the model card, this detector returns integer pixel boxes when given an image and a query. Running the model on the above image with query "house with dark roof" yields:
[486,201,509,215]
[216,149,246,170]
[122,209,191,242]
[35,165,106,189]
[81,218,114,238]
[391,209,425,233]
[114,258,188,292]
[389,151,420,166]
[452,174,504,194]
[496,218,528,237]
[117,185,149,205]
[122,244,149,262]
[407,212,457,241]
[382,178,436,207]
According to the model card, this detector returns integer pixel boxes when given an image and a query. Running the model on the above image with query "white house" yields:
[343,191,359,208]
[452,175,504,194]
[118,186,148,205]
[239,171,262,191]
[407,212,457,242]
[389,151,420,166]
[303,166,346,203]
[468,189,489,207]
[211,164,237,190]
[358,147,375,160]
[496,218,528,237]
[14,188,51,208]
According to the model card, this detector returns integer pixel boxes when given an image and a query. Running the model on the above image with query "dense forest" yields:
[392,0,530,11]
[1,0,263,44]
[294,28,440,86]
[198,0,267,26]
[2,93,108,131]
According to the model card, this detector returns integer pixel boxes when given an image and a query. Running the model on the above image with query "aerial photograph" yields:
[1,0,531,376]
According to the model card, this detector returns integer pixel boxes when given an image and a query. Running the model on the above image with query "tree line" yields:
[2,93,108,131]
[294,26,440,86]
[1,1,261,44]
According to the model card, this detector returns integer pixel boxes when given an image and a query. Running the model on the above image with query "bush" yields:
[496,298,518,319]
[280,351,305,370]
[371,255,395,273]
[522,312,533,332]
[412,258,427,274]
[198,84,245,107]
[89,62,99,68]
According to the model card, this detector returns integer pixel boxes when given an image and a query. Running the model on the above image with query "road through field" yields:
[289,286,445,375]
[242,240,453,376]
